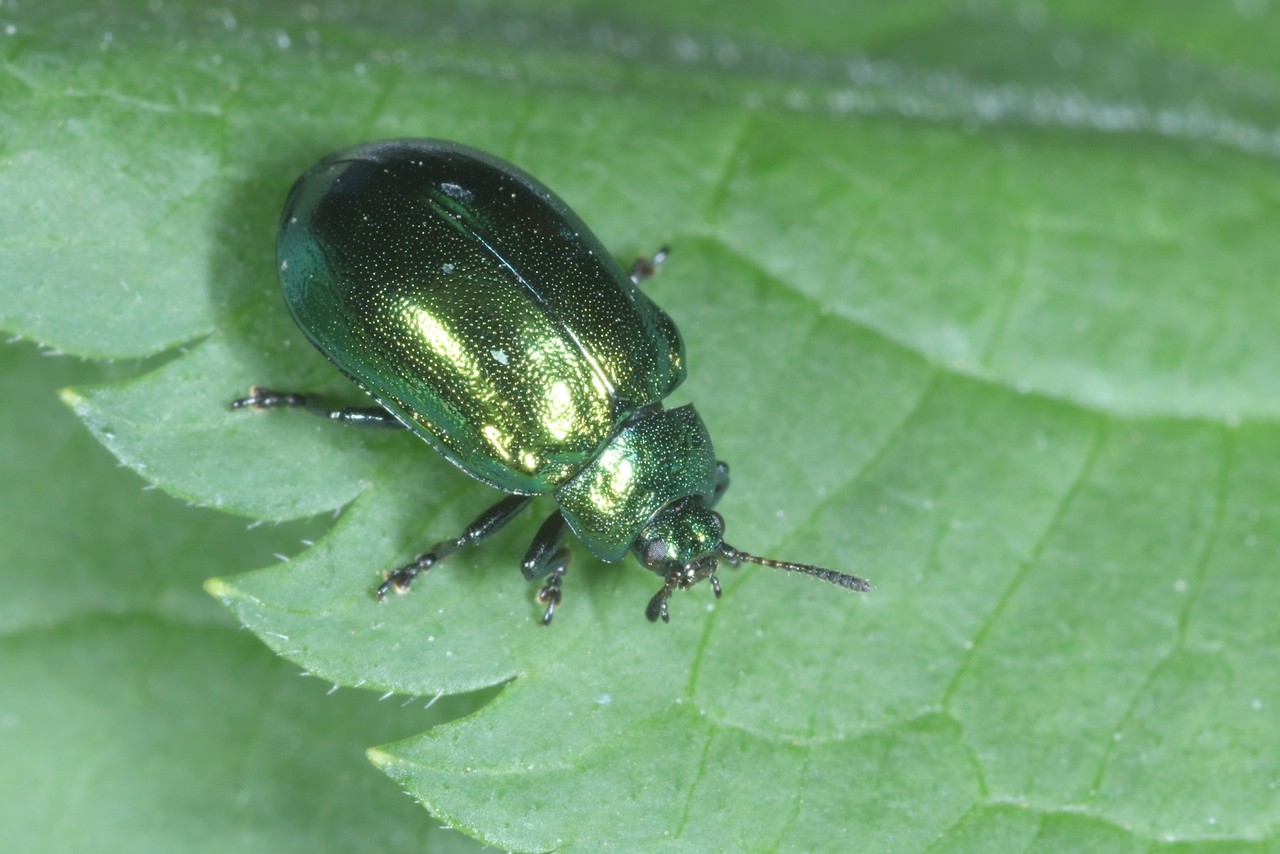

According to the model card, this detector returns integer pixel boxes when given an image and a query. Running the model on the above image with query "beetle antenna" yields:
[719,543,871,592]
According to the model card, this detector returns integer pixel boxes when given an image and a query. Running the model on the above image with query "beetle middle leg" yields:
[231,386,405,428]
[376,494,534,598]
[521,511,573,625]
[710,461,730,507]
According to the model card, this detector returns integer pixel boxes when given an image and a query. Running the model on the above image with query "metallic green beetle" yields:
[234,139,869,623]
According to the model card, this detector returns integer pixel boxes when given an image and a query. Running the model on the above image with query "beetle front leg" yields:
[231,386,405,428]
[646,555,720,624]
[645,570,679,623]
[376,494,535,599]
[521,511,573,625]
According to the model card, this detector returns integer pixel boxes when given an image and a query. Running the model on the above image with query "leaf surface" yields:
[3,1,1278,850]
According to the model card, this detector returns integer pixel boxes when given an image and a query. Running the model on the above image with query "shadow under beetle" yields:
[233,139,870,624]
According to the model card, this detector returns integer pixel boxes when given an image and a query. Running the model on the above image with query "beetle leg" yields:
[521,511,573,625]
[376,494,535,599]
[708,572,723,598]
[231,386,405,428]
[520,511,570,579]
[645,569,681,623]
[646,555,722,623]
[710,461,731,507]
[534,551,571,626]
[628,245,670,285]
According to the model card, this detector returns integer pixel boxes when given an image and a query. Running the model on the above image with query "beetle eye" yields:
[642,539,669,569]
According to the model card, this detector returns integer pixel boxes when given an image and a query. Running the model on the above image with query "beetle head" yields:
[632,496,725,622]
[633,495,873,623]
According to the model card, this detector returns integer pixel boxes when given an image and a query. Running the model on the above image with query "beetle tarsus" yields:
[536,566,566,625]
[629,245,670,284]
[645,588,670,623]
[375,553,436,599]
[646,568,682,623]
[230,386,307,411]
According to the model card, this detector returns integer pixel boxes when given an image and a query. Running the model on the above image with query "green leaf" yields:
[0,344,490,853]
[3,1,1278,851]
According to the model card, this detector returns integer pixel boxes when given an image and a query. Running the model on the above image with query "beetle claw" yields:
[375,553,437,600]
[374,571,409,600]
[536,571,564,626]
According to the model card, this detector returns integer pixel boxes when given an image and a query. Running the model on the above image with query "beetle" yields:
[233,139,870,624]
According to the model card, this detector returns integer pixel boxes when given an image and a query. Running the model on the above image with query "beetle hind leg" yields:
[231,386,404,428]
